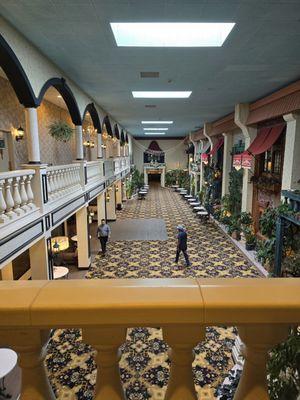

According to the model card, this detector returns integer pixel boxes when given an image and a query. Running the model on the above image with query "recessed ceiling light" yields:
[133,91,191,98]
[141,121,173,124]
[143,128,168,131]
[144,132,166,135]
[110,23,235,47]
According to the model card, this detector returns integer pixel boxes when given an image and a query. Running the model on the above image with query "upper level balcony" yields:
[0,156,130,266]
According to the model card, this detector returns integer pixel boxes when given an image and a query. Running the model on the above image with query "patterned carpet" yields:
[46,184,260,399]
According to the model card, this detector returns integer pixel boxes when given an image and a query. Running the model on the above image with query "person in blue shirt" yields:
[175,225,191,267]
[97,219,111,256]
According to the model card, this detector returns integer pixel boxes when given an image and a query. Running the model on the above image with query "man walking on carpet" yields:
[97,219,111,256]
[175,225,191,267]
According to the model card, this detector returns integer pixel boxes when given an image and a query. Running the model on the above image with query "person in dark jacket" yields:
[97,219,111,256]
[175,225,191,267]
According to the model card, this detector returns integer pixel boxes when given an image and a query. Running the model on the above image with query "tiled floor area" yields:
[46,183,260,400]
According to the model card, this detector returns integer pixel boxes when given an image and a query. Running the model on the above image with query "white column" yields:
[106,186,116,221]
[282,113,300,191]
[97,131,103,159]
[29,237,50,279]
[234,103,257,213]
[25,108,41,163]
[97,192,106,222]
[75,125,84,160]
[222,132,233,197]
[144,168,148,185]
[199,140,206,192]
[76,206,91,269]
[161,167,165,187]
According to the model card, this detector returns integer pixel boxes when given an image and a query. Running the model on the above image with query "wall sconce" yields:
[15,126,24,141]
[83,140,95,148]
[101,144,107,149]
[116,186,119,192]
[189,156,193,163]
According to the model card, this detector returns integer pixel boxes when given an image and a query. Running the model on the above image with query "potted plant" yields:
[243,227,257,251]
[48,121,73,142]
[227,217,241,241]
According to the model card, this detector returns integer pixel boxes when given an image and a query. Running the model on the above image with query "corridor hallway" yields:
[46,183,260,400]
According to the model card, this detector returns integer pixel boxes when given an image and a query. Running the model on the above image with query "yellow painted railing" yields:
[0,278,299,400]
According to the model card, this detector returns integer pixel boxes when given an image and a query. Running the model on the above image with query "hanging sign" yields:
[201,153,209,163]
[233,154,242,170]
[241,152,253,169]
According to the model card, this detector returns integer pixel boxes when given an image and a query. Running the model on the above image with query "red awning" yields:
[247,123,285,155]
[209,137,224,156]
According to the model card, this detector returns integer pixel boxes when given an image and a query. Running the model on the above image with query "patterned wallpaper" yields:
[0,76,76,169]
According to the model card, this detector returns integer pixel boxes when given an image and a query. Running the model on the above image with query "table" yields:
[190,202,200,206]
[187,198,197,202]
[53,266,69,279]
[71,235,77,242]
[0,348,18,399]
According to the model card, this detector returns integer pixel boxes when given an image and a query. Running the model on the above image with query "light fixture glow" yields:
[133,91,191,98]
[144,132,166,135]
[110,23,235,47]
[142,121,173,124]
[143,128,169,131]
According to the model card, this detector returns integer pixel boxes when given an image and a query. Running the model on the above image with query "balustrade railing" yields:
[104,159,114,178]
[86,160,103,184]
[46,164,81,202]
[0,277,298,400]
[0,169,36,225]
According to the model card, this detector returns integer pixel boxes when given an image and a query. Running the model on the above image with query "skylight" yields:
[110,23,235,47]
[143,128,169,131]
[133,91,191,98]
[142,121,173,124]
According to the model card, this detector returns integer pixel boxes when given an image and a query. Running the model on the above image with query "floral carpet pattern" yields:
[46,184,260,399]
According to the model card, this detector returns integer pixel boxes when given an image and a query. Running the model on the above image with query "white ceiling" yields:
[1,0,300,137]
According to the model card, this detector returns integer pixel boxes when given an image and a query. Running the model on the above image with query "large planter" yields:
[245,242,256,251]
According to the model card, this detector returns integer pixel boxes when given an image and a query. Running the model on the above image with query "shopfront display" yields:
[250,120,286,232]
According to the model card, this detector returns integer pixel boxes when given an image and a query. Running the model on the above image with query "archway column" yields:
[25,107,41,164]
[76,205,91,269]
[75,125,84,160]
[97,192,106,222]
[282,113,300,191]
[97,131,103,159]
[234,103,257,213]
[222,132,233,197]
[106,186,116,221]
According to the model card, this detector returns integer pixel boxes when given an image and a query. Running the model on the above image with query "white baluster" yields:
[26,174,35,209]
[20,175,30,212]
[0,179,8,223]
[4,178,16,219]
[52,170,59,198]
[46,172,53,201]
[12,176,24,216]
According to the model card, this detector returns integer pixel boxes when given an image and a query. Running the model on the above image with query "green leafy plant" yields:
[48,121,73,142]
[268,327,300,400]
[256,238,277,267]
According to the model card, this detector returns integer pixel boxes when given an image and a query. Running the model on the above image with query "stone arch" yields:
[37,77,82,125]
[0,34,36,107]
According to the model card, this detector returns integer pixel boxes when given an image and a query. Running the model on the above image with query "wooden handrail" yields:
[0,278,299,328]
[0,277,299,400]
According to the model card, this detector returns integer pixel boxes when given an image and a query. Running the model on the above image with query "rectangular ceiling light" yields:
[133,91,191,98]
[143,128,169,131]
[144,132,166,135]
[110,23,235,47]
[142,121,173,124]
